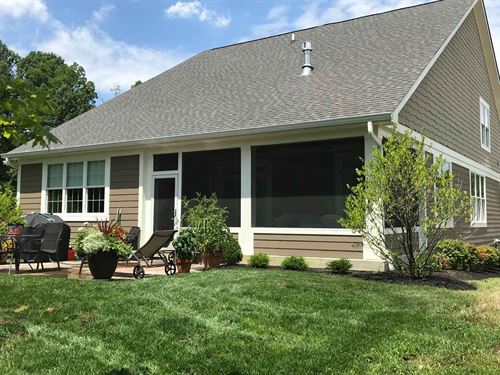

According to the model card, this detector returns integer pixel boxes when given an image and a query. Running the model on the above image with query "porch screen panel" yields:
[251,137,364,228]
[182,148,241,227]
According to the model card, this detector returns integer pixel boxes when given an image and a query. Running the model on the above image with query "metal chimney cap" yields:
[302,41,312,51]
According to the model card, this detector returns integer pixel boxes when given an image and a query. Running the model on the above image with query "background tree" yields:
[131,80,142,88]
[0,41,19,81]
[17,51,97,128]
[339,127,471,278]
[0,42,98,187]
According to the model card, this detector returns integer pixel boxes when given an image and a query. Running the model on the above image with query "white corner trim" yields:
[392,0,478,122]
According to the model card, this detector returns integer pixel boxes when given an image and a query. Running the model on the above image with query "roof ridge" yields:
[211,0,444,51]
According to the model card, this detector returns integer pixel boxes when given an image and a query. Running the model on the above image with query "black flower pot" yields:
[88,250,119,280]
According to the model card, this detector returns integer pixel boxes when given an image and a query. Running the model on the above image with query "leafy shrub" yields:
[475,246,500,269]
[222,234,243,265]
[182,194,229,254]
[248,252,270,268]
[281,256,308,271]
[0,188,24,233]
[327,258,352,273]
[75,221,132,258]
[435,239,479,271]
[436,240,500,271]
[172,229,198,260]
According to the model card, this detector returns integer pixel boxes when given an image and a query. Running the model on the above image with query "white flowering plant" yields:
[75,220,132,258]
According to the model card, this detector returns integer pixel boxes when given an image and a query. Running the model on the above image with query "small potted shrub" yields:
[182,194,229,270]
[76,219,132,279]
[222,233,243,266]
[281,256,308,271]
[172,229,198,273]
[327,258,352,274]
[248,252,270,268]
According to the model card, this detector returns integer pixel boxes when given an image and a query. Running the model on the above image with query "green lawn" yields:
[0,269,498,375]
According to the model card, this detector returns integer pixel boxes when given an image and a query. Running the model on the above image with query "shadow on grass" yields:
[351,271,477,290]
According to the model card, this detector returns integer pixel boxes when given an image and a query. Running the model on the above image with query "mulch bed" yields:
[349,269,500,290]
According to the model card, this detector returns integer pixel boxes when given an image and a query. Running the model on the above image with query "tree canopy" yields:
[0,40,98,187]
[17,51,98,128]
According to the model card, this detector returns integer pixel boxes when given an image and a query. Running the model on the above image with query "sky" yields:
[0,0,498,101]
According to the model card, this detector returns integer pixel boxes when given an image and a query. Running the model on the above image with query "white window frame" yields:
[480,97,491,152]
[470,171,487,227]
[42,159,109,221]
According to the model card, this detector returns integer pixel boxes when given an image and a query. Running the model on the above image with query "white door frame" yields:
[151,172,181,231]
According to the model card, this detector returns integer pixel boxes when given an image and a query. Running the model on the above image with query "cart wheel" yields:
[133,265,145,279]
[165,262,176,276]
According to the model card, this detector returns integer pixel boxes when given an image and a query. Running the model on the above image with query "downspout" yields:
[367,121,381,146]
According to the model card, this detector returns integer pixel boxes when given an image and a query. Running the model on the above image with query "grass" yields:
[0,268,498,375]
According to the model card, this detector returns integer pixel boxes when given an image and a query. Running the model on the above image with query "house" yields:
[4,0,499,270]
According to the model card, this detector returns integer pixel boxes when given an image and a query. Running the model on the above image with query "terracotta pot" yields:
[202,252,222,270]
[88,251,118,280]
[176,258,193,273]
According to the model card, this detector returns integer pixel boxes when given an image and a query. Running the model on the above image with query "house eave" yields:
[3,113,392,160]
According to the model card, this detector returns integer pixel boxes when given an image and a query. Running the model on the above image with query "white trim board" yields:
[392,0,478,123]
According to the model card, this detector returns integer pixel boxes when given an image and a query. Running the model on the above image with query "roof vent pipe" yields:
[301,41,313,76]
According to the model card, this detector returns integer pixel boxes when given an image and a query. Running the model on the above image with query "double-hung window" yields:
[470,172,486,225]
[46,160,106,214]
[480,98,491,151]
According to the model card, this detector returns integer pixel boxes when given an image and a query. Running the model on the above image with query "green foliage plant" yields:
[339,125,471,278]
[327,258,352,273]
[248,252,270,268]
[0,188,24,233]
[221,233,243,265]
[172,229,198,260]
[182,194,229,254]
[281,256,309,271]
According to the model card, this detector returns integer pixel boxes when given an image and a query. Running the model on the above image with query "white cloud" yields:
[92,3,116,23]
[166,1,230,28]
[245,0,499,63]
[485,0,500,65]
[0,0,49,22]
[36,23,187,97]
[249,0,429,39]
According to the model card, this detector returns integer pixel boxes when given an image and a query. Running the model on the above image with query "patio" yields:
[0,260,205,279]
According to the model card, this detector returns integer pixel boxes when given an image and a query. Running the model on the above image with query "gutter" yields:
[3,113,392,160]
[367,121,382,146]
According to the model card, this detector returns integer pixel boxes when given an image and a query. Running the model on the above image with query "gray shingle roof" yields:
[8,0,475,156]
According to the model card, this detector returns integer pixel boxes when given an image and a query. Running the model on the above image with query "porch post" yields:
[363,133,384,261]
[240,145,253,255]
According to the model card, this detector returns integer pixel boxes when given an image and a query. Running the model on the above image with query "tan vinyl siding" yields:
[19,163,42,214]
[109,155,139,230]
[399,11,500,172]
[254,234,363,259]
[453,163,500,244]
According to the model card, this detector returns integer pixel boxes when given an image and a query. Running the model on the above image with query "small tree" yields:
[339,126,471,278]
[0,188,24,233]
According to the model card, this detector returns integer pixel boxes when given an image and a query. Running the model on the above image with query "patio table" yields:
[0,234,42,273]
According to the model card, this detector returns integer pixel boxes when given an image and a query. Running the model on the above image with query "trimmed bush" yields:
[222,235,243,265]
[475,246,500,269]
[327,258,352,273]
[248,253,270,268]
[436,239,500,271]
[436,239,479,271]
[281,256,308,271]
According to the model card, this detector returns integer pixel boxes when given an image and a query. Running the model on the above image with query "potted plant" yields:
[182,194,229,270]
[75,219,132,279]
[172,229,198,273]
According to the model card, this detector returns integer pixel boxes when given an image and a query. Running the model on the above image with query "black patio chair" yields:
[129,230,177,279]
[34,223,64,271]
